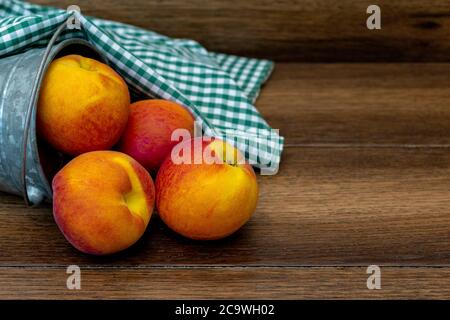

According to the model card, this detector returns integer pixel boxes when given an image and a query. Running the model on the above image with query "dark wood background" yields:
[32,0,450,61]
[0,0,448,298]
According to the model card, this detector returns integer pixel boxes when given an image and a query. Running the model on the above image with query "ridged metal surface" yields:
[0,39,105,205]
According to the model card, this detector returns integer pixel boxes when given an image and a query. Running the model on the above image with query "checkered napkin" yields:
[0,0,283,173]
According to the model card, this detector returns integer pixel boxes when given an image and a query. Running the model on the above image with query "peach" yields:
[156,137,259,240]
[37,55,130,156]
[52,151,155,255]
[119,99,195,173]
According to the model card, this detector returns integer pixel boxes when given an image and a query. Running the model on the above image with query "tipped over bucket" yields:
[0,39,106,205]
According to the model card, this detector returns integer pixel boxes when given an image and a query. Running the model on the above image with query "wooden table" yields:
[2,0,450,299]
[2,63,450,299]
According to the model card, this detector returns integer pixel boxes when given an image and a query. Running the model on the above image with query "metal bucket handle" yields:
[21,19,72,207]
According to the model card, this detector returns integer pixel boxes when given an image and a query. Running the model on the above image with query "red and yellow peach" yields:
[119,99,195,173]
[156,137,259,240]
[37,55,130,156]
[52,151,155,255]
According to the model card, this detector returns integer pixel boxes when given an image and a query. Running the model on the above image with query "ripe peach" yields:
[119,99,195,173]
[52,151,155,255]
[156,137,259,240]
[37,55,130,155]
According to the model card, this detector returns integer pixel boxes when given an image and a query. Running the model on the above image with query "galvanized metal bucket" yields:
[0,25,106,206]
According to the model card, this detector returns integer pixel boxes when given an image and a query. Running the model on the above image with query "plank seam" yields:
[284,144,450,148]
[2,265,450,270]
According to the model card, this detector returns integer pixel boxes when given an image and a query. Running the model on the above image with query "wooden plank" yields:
[31,0,450,62]
[257,63,450,145]
[2,147,450,266]
[1,266,450,299]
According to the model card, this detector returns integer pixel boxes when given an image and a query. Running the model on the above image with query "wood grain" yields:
[257,63,450,145]
[2,60,450,297]
[3,147,450,266]
[31,0,450,62]
[1,266,450,299]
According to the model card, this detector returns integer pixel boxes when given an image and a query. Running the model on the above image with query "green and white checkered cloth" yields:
[0,0,283,173]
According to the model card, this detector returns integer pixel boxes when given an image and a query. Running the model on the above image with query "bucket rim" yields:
[30,38,108,203]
